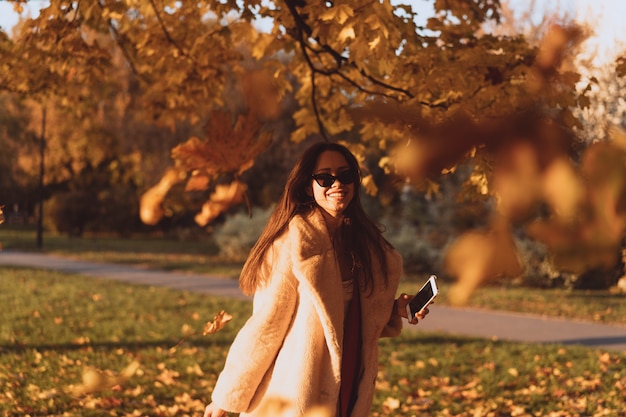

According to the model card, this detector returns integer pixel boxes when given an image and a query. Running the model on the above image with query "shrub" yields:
[513,236,579,289]
[44,186,142,237]
[383,218,449,278]
[44,190,96,236]
[212,206,273,260]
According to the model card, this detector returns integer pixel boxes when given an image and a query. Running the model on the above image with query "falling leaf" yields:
[203,310,233,335]
[172,111,272,177]
[492,141,542,221]
[185,174,210,192]
[68,361,140,396]
[139,168,186,225]
[542,157,583,220]
[194,181,247,227]
[445,219,523,306]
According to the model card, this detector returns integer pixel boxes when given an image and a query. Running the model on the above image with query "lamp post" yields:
[36,106,46,249]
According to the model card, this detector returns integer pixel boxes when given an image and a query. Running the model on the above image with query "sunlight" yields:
[574,0,626,68]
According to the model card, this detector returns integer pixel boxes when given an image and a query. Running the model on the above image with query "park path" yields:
[1,250,625,352]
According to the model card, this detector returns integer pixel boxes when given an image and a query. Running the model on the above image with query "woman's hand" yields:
[204,403,227,417]
[395,293,431,325]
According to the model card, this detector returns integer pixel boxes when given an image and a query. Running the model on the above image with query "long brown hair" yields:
[239,142,393,295]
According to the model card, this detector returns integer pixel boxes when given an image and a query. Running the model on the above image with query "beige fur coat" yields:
[210,208,403,417]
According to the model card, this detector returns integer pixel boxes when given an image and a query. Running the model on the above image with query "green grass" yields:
[0,267,624,416]
[0,226,243,278]
[397,281,626,326]
[0,266,246,416]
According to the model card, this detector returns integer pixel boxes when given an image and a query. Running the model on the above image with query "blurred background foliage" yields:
[0,0,625,302]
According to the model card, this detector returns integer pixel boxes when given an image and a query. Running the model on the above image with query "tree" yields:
[0,93,36,213]
[2,0,625,302]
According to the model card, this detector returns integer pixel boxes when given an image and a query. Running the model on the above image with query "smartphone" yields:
[406,275,438,319]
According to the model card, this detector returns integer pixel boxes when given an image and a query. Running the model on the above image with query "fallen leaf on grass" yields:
[68,360,140,396]
[382,396,400,411]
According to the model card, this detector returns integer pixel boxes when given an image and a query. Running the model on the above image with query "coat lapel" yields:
[288,209,345,369]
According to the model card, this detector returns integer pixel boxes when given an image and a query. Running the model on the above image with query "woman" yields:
[204,142,429,417]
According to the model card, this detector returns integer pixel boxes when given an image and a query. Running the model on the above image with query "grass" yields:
[0,225,243,278]
[1,267,624,416]
[2,226,626,326]
[397,281,626,326]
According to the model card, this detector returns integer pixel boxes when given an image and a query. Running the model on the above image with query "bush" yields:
[44,186,142,237]
[212,206,273,260]
[44,190,97,236]
[383,218,449,278]
[513,236,624,290]
[513,236,579,289]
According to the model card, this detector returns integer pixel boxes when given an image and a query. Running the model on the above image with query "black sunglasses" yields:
[312,169,359,188]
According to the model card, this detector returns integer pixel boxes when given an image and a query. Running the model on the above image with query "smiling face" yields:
[311,150,356,218]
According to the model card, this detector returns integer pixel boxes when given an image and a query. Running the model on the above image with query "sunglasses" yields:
[312,169,359,188]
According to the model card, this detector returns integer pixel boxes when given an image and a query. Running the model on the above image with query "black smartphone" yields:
[406,275,438,319]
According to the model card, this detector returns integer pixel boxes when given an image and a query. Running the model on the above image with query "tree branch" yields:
[284,1,414,99]
[148,0,188,59]
[310,70,329,141]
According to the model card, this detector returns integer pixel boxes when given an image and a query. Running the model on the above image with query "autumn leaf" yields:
[68,360,140,396]
[444,219,523,306]
[338,26,356,42]
[524,140,626,272]
[170,310,233,353]
[382,396,400,411]
[171,111,272,177]
[139,168,186,225]
[194,181,247,227]
[185,174,210,192]
[203,310,233,335]
[156,365,180,386]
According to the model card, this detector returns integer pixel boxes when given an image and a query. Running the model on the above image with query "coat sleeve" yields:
[210,244,298,413]
[380,306,403,338]
[379,247,404,338]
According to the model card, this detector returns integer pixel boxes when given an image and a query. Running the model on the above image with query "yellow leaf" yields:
[542,157,583,220]
[68,361,140,396]
[156,367,180,386]
[319,4,353,24]
[445,222,522,306]
[203,310,233,335]
[252,34,273,60]
[194,181,247,227]
[185,174,210,192]
[319,8,337,22]
[361,174,378,196]
[369,36,380,50]
[338,26,356,42]
[139,168,186,225]
[364,14,381,30]
[335,4,354,25]
[382,397,400,410]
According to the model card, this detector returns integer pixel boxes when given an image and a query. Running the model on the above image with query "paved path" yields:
[2,250,625,352]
